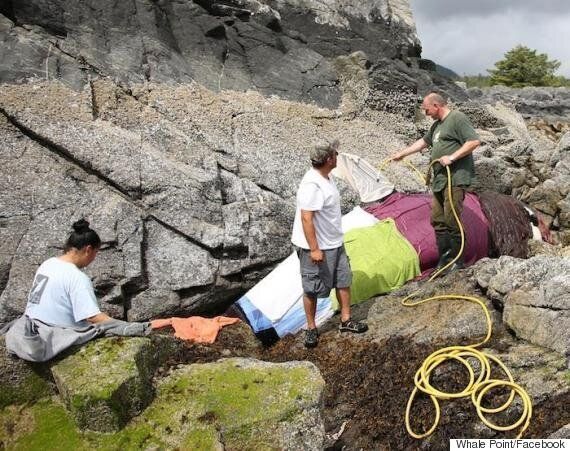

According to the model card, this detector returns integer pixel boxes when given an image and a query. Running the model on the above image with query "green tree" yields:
[488,45,561,87]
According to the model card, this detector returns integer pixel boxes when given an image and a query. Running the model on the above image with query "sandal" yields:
[339,319,368,334]
[304,328,319,348]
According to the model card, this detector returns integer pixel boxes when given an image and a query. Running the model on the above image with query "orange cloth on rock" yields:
[150,316,240,344]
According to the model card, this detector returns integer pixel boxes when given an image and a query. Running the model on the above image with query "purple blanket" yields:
[364,192,489,271]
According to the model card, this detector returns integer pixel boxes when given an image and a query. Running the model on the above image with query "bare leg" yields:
[336,287,351,323]
[303,294,318,329]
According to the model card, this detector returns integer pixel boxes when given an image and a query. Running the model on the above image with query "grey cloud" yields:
[410,0,570,77]
[411,0,570,21]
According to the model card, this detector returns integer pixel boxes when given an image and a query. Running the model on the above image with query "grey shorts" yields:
[296,245,352,299]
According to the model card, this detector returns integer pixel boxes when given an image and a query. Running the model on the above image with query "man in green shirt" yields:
[391,93,480,273]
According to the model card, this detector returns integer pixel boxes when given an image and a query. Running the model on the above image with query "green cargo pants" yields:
[430,186,466,236]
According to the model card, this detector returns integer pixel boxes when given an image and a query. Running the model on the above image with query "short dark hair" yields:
[64,219,101,252]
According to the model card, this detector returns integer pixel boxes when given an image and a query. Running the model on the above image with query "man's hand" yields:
[391,150,405,162]
[390,139,427,162]
[310,249,324,264]
[439,155,455,167]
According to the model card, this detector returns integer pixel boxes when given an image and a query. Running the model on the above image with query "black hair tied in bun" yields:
[65,219,101,252]
[72,219,91,234]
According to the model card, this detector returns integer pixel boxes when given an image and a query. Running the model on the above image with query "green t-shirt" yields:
[423,110,479,192]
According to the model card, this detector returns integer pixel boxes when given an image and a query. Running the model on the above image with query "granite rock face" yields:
[0,0,462,109]
[474,255,570,357]
[468,86,570,122]
[1,77,569,322]
[0,81,303,322]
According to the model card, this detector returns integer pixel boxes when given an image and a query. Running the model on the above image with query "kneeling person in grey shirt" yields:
[291,140,368,348]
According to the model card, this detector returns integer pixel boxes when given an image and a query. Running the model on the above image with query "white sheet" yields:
[341,206,379,233]
[333,152,394,203]
[245,252,304,322]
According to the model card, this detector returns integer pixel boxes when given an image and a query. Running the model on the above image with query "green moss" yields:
[0,359,323,450]
[159,362,312,424]
[182,426,219,449]
[149,359,321,448]
[0,372,51,409]
[52,338,140,394]
[0,399,87,451]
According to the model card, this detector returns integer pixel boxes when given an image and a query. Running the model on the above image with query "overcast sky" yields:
[409,0,570,77]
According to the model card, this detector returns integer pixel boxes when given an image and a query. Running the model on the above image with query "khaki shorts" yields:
[296,245,352,299]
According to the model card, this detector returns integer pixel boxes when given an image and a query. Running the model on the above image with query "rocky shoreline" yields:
[0,0,569,448]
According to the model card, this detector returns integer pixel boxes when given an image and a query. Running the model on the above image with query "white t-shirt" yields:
[25,257,101,327]
[291,168,343,250]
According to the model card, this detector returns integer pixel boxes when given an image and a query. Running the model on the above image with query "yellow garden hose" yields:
[380,159,532,439]
[379,158,427,185]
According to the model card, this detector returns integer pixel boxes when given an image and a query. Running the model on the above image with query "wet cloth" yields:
[239,252,303,323]
[151,316,240,343]
[332,152,394,202]
[341,206,379,233]
[364,192,489,272]
[477,191,532,258]
[4,315,151,362]
[332,219,420,308]
[236,295,333,338]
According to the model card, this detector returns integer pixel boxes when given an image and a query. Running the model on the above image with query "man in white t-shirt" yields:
[292,140,368,348]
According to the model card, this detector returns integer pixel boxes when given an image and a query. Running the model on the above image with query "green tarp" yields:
[332,219,420,309]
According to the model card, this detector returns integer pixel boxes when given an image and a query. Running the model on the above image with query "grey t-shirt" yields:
[25,257,101,327]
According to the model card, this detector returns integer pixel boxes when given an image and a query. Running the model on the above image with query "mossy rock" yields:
[50,336,162,433]
[132,357,326,450]
[1,358,325,450]
[0,336,53,408]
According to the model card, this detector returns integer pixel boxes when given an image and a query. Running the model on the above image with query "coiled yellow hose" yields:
[380,158,533,439]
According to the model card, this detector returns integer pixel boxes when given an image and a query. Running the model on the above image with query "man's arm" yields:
[391,138,429,161]
[439,139,480,166]
[300,210,323,264]
[87,312,113,324]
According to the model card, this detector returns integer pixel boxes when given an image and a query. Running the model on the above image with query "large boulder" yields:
[366,270,501,346]
[132,357,326,450]
[474,255,570,357]
[50,335,180,432]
